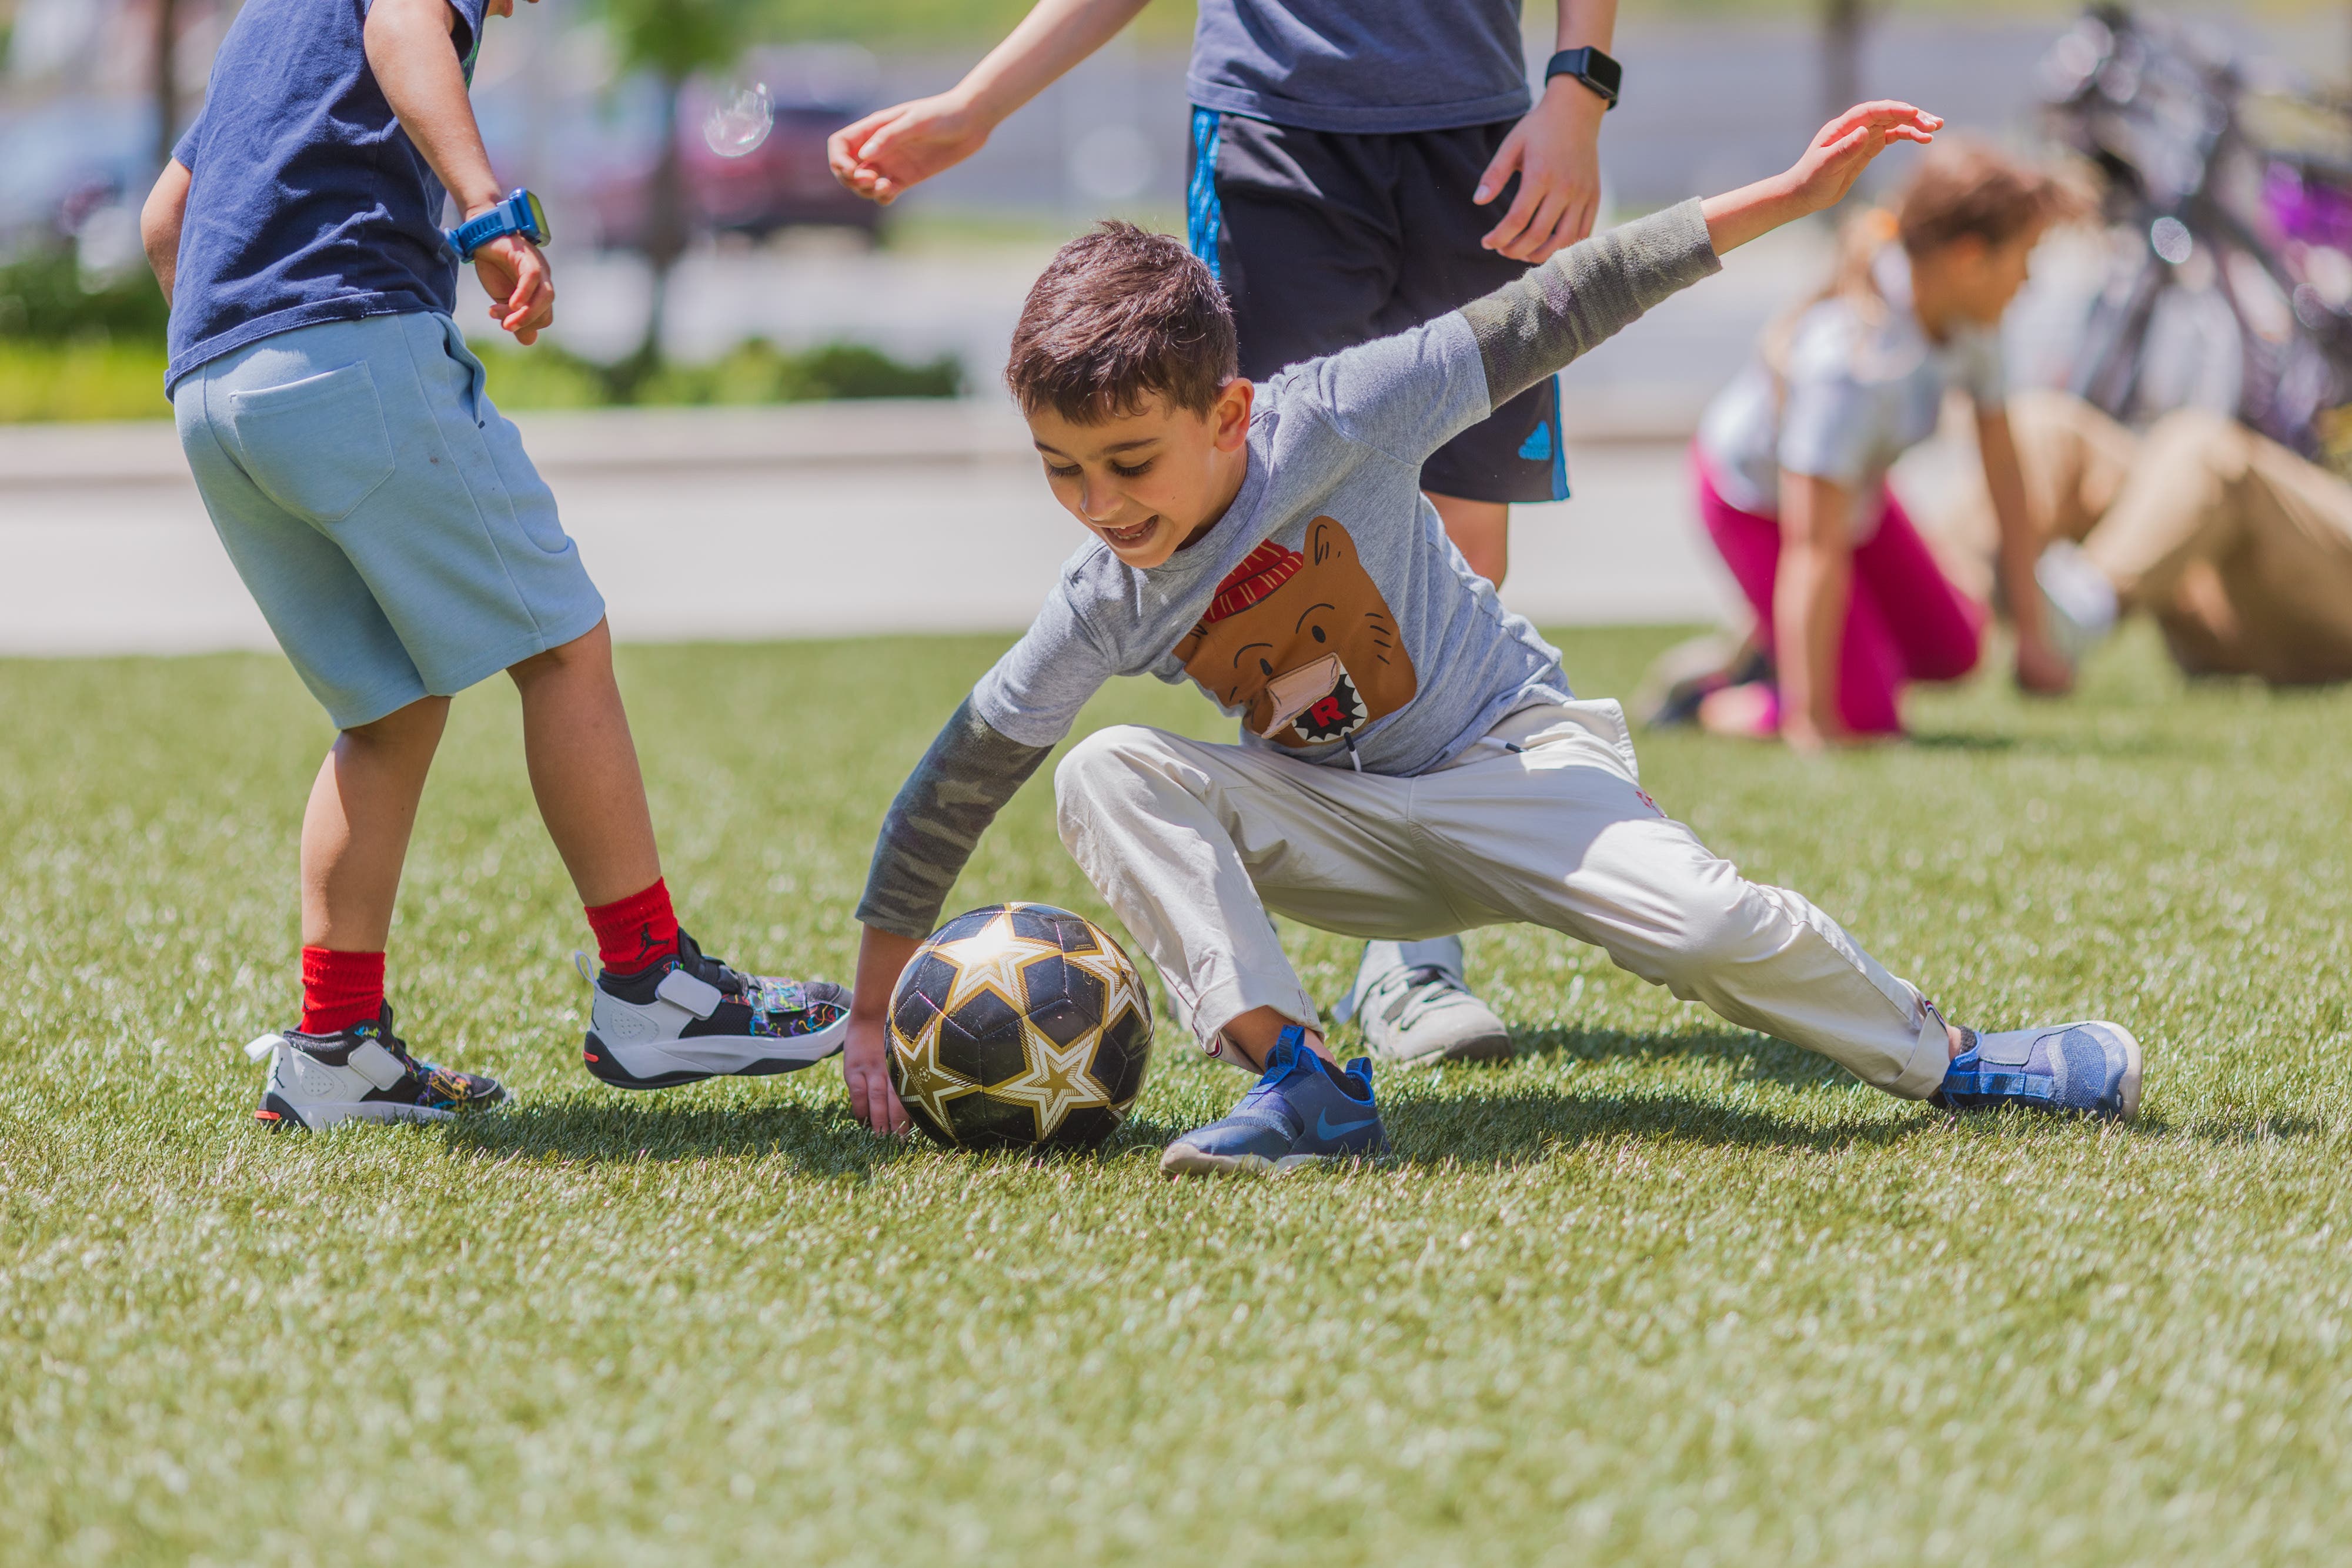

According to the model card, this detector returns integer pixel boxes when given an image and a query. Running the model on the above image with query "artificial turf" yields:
[2,625,2347,1566]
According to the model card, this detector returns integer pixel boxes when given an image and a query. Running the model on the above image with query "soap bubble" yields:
[704,82,774,158]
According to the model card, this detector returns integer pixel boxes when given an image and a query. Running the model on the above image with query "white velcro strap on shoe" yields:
[244,1033,286,1064]
[656,968,724,1019]
[347,1040,409,1092]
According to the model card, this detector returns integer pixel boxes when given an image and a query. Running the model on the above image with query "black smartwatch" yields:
[1545,46,1623,109]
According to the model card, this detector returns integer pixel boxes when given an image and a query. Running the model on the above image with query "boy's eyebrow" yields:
[1032,437,1163,457]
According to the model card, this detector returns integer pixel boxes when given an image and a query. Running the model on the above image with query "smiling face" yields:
[1174,517,1418,749]
[1026,383,1255,569]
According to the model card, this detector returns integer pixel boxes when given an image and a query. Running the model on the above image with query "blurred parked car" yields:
[582,84,883,248]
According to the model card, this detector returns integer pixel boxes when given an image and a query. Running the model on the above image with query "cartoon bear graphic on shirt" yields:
[1175,516,1418,748]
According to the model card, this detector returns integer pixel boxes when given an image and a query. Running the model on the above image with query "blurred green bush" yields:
[0,243,960,420]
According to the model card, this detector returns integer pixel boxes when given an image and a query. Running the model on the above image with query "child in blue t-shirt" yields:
[140,0,849,1129]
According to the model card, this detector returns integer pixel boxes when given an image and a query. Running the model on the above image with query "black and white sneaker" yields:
[247,1004,508,1131]
[578,928,850,1090]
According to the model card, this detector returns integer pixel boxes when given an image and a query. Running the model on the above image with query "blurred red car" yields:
[580,84,882,248]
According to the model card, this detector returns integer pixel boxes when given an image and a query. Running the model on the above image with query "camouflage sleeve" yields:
[856,698,1054,940]
[1458,198,1722,409]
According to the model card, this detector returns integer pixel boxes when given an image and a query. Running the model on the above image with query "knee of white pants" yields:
[1054,724,1174,841]
[1642,861,1775,993]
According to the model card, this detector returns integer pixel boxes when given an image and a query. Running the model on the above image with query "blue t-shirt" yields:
[165,0,488,393]
[1188,0,1532,135]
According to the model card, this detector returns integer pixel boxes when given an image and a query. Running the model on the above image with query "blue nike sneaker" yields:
[1936,1019,2145,1121]
[1160,1025,1388,1178]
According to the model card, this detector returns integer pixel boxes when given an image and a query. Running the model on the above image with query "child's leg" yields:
[2084,409,2352,683]
[300,695,450,952]
[1849,492,1984,686]
[1693,459,1910,734]
[1053,724,1449,1069]
[1424,702,1955,1099]
[505,618,661,911]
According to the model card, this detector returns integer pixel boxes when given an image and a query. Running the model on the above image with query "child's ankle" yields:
[585,878,679,973]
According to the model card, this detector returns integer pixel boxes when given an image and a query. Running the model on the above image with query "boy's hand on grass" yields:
[473,232,554,345]
[828,96,990,206]
[1476,78,1608,264]
[842,1015,911,1136]
[1702,102,1940,254]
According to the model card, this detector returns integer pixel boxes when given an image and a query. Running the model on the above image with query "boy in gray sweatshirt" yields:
[838,103,2149,1174]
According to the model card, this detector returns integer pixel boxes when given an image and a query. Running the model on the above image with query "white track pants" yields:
[1054,700,1949,1098]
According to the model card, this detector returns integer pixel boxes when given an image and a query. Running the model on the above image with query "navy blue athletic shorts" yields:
[1187,108,1569,507]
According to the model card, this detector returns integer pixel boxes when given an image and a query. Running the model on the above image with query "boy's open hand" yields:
[1785,101,1940,213]
[1475,79,1608,263]
[473,232,554,345]
[1701,102,1940,255]
[829,96,989,205]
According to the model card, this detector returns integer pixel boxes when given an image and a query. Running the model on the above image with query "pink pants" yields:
[1695,451,1985,735]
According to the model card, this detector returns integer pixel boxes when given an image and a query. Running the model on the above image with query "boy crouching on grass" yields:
[140,0,847,1129]
[839,103,2149,1174]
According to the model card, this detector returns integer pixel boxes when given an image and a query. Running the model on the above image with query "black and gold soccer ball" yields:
[886,902,1154,1151]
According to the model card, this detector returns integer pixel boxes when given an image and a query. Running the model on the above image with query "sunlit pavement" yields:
[0,402,1739,658]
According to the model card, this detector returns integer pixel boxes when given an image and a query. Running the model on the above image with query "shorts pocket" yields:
[228,361,397,525]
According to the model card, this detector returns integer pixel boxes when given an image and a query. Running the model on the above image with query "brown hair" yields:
[1762,139,2090,375]
[1005,220,1239,423]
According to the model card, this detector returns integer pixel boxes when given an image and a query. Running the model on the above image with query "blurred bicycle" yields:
[2041,3,2352,467]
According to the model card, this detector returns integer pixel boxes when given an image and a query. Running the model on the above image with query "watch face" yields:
[521,190,550,246]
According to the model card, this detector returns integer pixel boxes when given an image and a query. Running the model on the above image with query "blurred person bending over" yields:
[1675,141,2090,749]
[829,0,1626,1068]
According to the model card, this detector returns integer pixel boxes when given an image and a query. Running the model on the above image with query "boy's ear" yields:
[1211,377,1254,450]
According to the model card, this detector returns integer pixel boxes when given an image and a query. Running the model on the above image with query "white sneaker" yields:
[248,1004,506,1131]
[580,928,850,1090]
[2037,540,2119,669]
[1338,938,1512,1069]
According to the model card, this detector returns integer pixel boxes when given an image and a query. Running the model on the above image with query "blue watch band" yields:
[446,189,550,262]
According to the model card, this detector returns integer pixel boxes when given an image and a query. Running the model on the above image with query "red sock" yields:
[300,947,386,1036]
[586,878,679,973]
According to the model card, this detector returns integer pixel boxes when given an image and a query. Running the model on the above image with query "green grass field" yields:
[4,626,2349,1566]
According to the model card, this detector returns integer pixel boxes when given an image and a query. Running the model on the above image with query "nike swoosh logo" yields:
[1315,1109,1379,1141]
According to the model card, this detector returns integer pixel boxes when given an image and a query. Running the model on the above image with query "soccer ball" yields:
[886,902,1154,1151]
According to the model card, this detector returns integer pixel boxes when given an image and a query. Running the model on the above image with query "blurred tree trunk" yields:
[152,0,181,170]
[613,70,689,399]
[1823,0,1869,127]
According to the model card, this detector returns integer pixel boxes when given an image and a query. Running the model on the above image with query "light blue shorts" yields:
[174,311,606,729]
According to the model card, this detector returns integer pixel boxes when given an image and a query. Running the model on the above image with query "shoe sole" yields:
[1159,1145,1274,1179]
[582,1016,851,1091]
[256,1091,456,1132]
[1158,1148,1381,1179]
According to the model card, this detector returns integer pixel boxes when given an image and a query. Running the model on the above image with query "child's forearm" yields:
[1977,409,2050,644]
[848,927,925,1024]
[364,0,502,216]
[1459,199,1721,408]
[858,698,1053,942]
[954,0,1154,129]
[1699,174,1816,256]
[141,160,191,306]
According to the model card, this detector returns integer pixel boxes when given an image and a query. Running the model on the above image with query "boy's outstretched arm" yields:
[842,698,1057,1134]
[828,0,1150,204]
[364,0,553,343]
[1464,102,1939,407]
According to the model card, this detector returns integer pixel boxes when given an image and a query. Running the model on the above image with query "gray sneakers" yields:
[1337,937,1512,1069]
